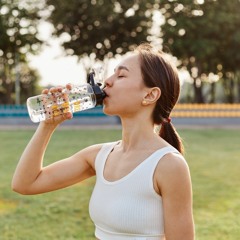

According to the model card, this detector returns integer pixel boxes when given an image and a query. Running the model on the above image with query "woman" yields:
[12,43,194,240]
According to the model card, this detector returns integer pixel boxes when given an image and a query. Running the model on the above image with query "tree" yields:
[213,0,240,103]
[160,0,240,103]
[45,0,159,67]
[0,0,42,104]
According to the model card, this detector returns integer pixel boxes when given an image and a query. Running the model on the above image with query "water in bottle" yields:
[27,70,106,123]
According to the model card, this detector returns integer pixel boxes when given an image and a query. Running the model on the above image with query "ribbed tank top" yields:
[89,141,180,240]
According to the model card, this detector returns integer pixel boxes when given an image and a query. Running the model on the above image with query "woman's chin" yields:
[102,105,118,117]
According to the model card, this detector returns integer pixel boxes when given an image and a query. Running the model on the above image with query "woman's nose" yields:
[104,75,114,87]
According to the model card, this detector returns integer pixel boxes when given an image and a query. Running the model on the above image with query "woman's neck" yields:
[119,117,160,152]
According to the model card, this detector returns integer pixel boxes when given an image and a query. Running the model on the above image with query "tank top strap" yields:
[95,141,119,176]
[146,146,182,178]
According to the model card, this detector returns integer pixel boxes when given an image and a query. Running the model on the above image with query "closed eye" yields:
[115,67,128,79]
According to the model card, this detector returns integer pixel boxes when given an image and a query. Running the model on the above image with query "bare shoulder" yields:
[74,143,104,167]
[158,152,189,175]
[79,143,104,158]
[73,142,117,172]
[155,152,192,194]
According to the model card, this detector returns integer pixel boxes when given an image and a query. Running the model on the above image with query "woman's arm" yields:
[12,86,101,195]
[12,121,101,195]
[156,153,195,240]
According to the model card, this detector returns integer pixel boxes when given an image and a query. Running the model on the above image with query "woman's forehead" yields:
[116,53,140,71]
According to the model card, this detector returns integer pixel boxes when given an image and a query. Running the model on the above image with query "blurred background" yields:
[1,0,240,127]
[0,1,240,239]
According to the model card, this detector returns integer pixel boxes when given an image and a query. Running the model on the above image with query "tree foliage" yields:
[0,0,42,104]
[160,0,240,103]
[45,0,159,62]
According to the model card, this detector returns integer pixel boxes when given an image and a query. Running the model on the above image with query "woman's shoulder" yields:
[79,141,119,171]
[81,141,119,160]
[158,150,188,173]
[87,140,119,151]
[155,148,191,193]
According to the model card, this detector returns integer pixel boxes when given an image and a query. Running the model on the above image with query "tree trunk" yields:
[0,61,14,104]
[223,74,235,103]
[237,73,240,103]
[210,82,216,103]
[2,80,14,104]
[193,78,205,103]
[229,77,234,103]
[192,62,205,103]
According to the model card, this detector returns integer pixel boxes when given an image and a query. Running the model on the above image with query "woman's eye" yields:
[118,75,124,78]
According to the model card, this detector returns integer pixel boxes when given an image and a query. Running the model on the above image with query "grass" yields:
[0,127,239,239]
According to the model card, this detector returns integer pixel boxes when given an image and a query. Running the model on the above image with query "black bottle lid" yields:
[87,71,106,106]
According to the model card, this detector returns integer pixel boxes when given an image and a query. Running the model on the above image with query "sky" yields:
[28,21,87,87]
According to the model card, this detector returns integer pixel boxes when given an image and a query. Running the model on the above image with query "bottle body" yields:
[27,84,96,123]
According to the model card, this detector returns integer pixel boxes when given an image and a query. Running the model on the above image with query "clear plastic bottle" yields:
[27,71,106,123]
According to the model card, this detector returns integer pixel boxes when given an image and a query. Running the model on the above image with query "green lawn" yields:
[0,127,239,239]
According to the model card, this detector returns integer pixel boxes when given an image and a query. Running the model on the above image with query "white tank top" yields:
[89,141,180,240]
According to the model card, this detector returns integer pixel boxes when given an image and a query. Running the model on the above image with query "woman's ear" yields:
[142,87,161,105]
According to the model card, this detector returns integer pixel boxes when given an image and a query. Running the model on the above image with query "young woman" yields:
[12,43,194,240]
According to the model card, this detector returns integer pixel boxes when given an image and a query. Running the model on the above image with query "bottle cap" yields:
[87,71,106,105]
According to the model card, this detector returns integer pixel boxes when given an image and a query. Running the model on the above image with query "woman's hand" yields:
[41,84,73,126]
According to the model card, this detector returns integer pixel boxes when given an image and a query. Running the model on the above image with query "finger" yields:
[42,89,49,94]
[51,111,72,123]
[65,112,73,120]
[66,83,72,90]
[49,87,60,94]
[57,86,63,92]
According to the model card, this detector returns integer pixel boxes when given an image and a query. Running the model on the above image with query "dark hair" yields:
[136,43,184,154]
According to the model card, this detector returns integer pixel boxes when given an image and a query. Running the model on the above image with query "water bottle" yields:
[27,70,106,123]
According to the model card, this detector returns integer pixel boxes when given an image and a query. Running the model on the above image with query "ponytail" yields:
[159,120,184,154]
[136,43,184,154]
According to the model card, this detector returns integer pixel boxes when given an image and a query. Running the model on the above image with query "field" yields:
[0,127,239,239]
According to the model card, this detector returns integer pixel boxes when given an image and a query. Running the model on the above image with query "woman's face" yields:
[103,53,148,117]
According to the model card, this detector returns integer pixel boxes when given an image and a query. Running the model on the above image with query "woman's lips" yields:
[103,92,110,104]
[103,89,109,98]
